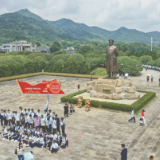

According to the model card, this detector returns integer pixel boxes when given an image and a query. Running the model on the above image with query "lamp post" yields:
[151,37,153,52]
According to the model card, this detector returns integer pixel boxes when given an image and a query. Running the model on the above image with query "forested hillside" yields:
[0,9,160,45]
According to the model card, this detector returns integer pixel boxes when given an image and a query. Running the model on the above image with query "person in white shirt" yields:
[37,135,44,147]
[1,126,7,138]
[37,109,41,118]
[19,107,24,114]
[7,110,12,126]
[61,134,68,148]
[15,111,20,126]
[52,117,57,135]
[52,112,55,118]
[27,109,31,115]
[24,109,28,115]
[24,151,35,160]
[29,115,34,128]
[128,109,136,123]
[31,109,35,118]
[41,115,46,132]
[30,135,39,148]
[43,110,47,119]
[17,142,24,160]
[25,114,30,128]
[50,140,59,153]
[57,132,62,145]
[48,110,52,119]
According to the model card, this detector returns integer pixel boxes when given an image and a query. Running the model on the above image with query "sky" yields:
[0,0,160,32]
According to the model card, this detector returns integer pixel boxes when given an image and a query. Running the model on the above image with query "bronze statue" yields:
[106,39,119,78]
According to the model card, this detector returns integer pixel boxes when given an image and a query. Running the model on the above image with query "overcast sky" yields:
[0,0,160,32]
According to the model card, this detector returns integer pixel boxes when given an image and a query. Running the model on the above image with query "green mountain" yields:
[0,9,160,45]
[0,12,77,44]
[17,8,43,21]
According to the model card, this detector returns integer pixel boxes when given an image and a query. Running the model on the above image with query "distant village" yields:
[0,40,77,54]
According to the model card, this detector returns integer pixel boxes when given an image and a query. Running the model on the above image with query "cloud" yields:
[0,0,160,32]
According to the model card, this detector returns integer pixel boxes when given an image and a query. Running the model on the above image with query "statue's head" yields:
[108,39,114,46]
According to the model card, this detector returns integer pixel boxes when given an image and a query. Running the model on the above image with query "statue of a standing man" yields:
[106,39,119,78]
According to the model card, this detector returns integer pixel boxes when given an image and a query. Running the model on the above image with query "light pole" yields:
[151,37,153,52]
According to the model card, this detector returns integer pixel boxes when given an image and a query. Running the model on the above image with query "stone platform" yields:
[74,92,145,105]
[87,77,140,100]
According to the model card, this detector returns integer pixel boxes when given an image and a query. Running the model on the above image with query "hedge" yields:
[61,89,156,113]
[0,72,42,82]
[0,72,100,82]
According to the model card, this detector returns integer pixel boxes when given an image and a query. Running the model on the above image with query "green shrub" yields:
[61,89,156,113]
[90,68,107,76]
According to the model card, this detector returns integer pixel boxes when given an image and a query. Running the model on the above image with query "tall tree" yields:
[50,42,61,53]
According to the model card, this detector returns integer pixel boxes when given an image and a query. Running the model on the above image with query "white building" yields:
[0,40,37,53]
[62,46,75,51]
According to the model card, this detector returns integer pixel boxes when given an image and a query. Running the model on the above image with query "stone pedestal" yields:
[87,77,140,100]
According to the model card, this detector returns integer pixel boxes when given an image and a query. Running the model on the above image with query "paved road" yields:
[0,69,159,160]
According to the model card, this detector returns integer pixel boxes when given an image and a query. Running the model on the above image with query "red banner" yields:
[16,79,65,95]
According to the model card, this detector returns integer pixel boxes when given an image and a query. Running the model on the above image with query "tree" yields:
[69,53,85,62]
[24,61,35,73]
[45,61,54,72]
[76,60,90,74]
[50,54,70,63]
[140,55,152,64]
[0,65,10,77]
[117,56,143,75]
[78,46,93,55]
[62,58,77,73]
[35,42,41,47]
[153,58,160,67]
[50,42,61,53]
[88,58,99,71]
[53,60,64,73]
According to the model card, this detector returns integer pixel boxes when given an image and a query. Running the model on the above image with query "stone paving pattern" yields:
[0,69,160,160]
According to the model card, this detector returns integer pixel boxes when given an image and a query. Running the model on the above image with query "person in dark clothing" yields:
[70,105,73,115]
[121,144,127,160]
[55,114,60,133]
[63,105,67,117]
[64,103,69,117]
[20,114,25,125]
[66,104,69,117]
[0,109,4,126]
[149,155,154,160]
[61,117,66,136]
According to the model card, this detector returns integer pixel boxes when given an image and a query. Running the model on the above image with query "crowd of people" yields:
[0,106,72,159]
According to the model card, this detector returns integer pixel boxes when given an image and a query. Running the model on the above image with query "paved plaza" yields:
[0,69,160,160]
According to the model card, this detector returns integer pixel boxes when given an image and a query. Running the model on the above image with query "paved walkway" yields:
[0,69,159,160]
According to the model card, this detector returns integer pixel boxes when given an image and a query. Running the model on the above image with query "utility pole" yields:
[151,37,153,52]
